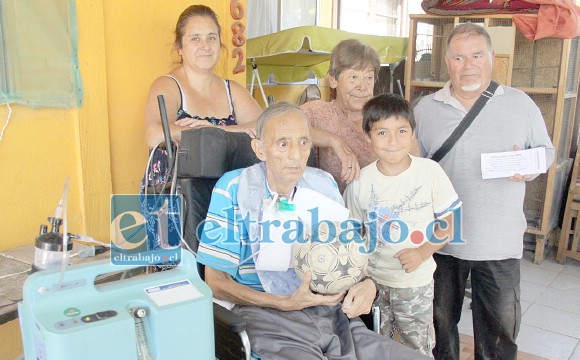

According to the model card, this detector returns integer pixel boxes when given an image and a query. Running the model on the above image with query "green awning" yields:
[246,26,408,83]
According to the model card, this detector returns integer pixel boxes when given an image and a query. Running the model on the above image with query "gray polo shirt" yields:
[414,82,555,260]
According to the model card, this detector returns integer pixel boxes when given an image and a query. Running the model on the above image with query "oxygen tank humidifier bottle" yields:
[31,217,73,273]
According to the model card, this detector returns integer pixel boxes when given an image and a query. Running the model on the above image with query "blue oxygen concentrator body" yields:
[18,251,214,359]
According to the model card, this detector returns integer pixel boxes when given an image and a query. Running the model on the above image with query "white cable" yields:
[143,158,261,270]
[0,252,18,260]
[73,234,110,247]
[150,192,261,269]
[58,177,71,286]
[53,179,67,220]
[0,93,12,145]
[0,268,30,280]
[170,207,261,269]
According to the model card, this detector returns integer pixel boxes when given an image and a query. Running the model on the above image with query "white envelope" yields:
[481,147,547,180]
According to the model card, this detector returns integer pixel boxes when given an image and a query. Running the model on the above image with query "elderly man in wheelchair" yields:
[195,102,428,360]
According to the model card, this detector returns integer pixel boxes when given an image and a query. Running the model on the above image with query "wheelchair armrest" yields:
[213,303,251,360]
[213,302,246,333]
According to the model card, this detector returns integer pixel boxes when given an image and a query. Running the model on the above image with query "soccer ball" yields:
[292,222,368,294]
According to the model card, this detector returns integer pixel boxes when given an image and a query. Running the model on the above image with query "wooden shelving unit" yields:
[405,14,580,264]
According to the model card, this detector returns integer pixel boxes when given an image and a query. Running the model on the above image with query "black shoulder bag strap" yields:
[431,80,499,162]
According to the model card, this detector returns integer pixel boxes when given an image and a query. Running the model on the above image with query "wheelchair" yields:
[174,127,256,360]
[175,127,379,360]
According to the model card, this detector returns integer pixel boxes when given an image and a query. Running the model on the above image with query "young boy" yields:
[344,93,461,357]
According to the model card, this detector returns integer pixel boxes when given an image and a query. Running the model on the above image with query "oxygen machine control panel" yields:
[54,310,118,330]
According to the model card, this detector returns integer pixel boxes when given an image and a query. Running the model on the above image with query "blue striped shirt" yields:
[197,168,264,291]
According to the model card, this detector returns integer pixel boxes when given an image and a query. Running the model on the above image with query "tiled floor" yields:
[459,334,546,360]
[457,247,580,360]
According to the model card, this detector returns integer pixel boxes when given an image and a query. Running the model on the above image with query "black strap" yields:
[431,81,499,162]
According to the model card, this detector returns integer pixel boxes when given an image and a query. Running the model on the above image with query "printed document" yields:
[481,147,546,180]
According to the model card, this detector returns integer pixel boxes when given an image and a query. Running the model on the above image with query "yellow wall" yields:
[0,0,247,251]
[0,106,86,250]
[0,0,111,251]
[103,0,246,195]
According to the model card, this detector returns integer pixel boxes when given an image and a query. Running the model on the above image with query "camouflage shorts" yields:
[376,280,435,358]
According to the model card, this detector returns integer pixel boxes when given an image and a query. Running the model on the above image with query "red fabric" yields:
[421,0,539,15]
[513,0,580,40]
[421,0,580,41]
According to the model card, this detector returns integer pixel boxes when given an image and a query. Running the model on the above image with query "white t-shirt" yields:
[344,156,461,288]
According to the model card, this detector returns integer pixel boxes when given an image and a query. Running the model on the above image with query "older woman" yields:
[143,4,262,190]
[301,39,379,193]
